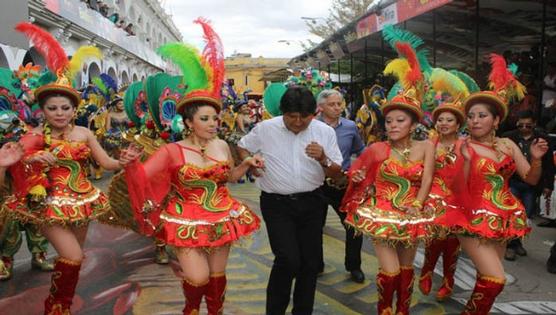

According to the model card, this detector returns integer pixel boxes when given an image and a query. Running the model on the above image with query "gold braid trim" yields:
[183,278,209,287]
[378,268,400,277]
[479,274,506,284]
[209,271,226,278]
[56,256,82,266]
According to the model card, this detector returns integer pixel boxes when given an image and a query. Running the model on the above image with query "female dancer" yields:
[226,100,256,182]
[342,90,435,315]
[2,22,117,314]
[120,93,262,314]
[119,18,262,315]
[457,54,548,314]
[418,99,465,301]
[103,96,129,159]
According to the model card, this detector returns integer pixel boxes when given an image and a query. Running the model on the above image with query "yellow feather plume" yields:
[384,59,410,90]
[430,68,469,100]
[66,46,102,81]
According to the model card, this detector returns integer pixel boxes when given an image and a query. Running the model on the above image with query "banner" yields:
[44,0,165,68]
[356,0,452,40]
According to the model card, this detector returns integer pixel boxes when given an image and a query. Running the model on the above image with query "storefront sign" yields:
[356,0,452,40]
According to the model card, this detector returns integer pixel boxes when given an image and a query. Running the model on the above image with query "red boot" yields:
[182,278,208,315]
[44,257,82,315]
[461,275,505,315]
[437,237,460,301]
[376,269,399,315]
[206,272,226,315]
[419,239,443,295]
[396,266,414,315]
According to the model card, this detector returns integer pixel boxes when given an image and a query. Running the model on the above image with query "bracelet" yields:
[411,200,423,209]
[242,155,253,162]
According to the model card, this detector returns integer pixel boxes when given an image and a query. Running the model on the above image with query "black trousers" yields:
[260,190,326,315]
[320,183,363,271]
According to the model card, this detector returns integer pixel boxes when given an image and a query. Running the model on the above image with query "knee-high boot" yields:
[396,266,415,315]
[182,278,208,315]
[206,272,226,315]
[376,269,399,315]
[419,239,443,295]
[461,275,505,315]
[44,257,82,315]
[437,237,460,301]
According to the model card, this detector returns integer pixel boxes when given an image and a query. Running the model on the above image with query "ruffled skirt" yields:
[452,206,530,242]
[1,188,110,226]
[156,203,260,248]
[344,200,436,247]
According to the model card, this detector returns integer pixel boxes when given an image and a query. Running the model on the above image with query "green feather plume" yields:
[383,24,432,75]
[92,76,108,96]
[383,24,423,50]
[430,68,469,99]
[124,81,144,125]
[156,43,208,94]
[508,63,519,76]
[387,82,403,101]
[450,70,480,93]
[37,70,57,87]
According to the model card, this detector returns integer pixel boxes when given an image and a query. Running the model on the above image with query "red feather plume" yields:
[194,17,224,99]
[488,53,512,91]
[15,22,68,74]
[395,42,422,86]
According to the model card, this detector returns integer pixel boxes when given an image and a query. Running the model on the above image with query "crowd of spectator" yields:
[81,0,135,36]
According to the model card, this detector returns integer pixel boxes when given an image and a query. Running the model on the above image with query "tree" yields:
[306,0,376,39]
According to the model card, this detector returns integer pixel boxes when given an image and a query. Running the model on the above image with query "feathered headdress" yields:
[382,41,424,120]
[429,68,470,123]
[382,24,433,76]
[15,22,101,106]
[174,18,225,112]
[463,53,526,120]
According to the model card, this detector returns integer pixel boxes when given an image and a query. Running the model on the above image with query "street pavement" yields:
[1,174,555,314]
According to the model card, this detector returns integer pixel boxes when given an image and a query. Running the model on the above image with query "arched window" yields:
[88,62,101,84]
[121,70,130,85]
[22,47,46,68]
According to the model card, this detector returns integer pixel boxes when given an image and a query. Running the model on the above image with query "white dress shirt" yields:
[238,116,343,195]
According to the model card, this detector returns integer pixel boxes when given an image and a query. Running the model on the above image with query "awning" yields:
[290,0,556,72]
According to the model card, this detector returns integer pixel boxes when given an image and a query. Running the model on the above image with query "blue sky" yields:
[164,0,333,58]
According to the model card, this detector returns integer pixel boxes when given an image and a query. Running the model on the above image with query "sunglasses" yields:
[517,124,533,129]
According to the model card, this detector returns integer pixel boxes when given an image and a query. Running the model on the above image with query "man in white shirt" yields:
[238,86,343,315]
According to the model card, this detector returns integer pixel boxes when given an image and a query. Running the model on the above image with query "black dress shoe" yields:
[547,245,556,274]
[504,248,516,261]
[317,262,325,276]
[537,219,556,228]
[350,269,365,283]
[515,244,527,256]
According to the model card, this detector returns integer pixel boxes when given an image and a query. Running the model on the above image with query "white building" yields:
[0,0,182,88]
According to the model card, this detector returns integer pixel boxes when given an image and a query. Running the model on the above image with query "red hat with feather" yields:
[15,22,101,107]
[382,42,425,120]
[174,18,225,113]
[463,53,526,120]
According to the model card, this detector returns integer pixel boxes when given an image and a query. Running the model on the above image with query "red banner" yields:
[356,0,452,40]
[396,0,452,22]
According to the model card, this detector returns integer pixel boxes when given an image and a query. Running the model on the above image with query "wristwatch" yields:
[320,156,332,168]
